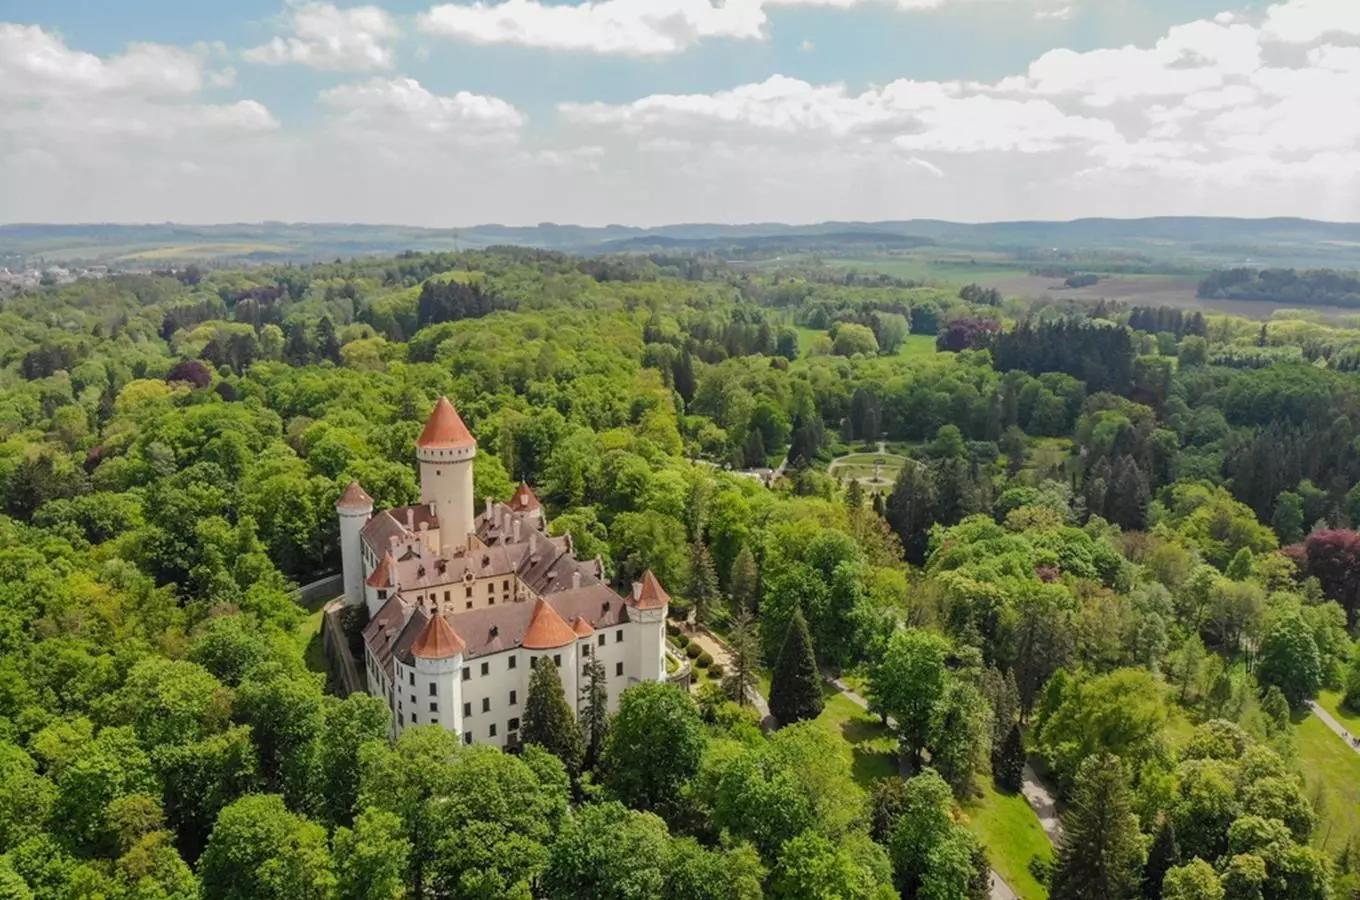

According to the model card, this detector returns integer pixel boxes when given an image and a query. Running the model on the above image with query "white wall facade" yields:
[337,505,371,607]
[417,443,475,555]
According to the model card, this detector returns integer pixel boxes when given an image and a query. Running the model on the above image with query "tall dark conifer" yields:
[1142,818,1180,900]
[522,657,585,775]
[579,655,609,770]
[769,609,824,726]
[1049,753,1144,900]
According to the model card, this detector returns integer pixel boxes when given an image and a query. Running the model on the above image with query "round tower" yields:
[335,481,374,607]
[416,397,477,556]
[410,613,466,735]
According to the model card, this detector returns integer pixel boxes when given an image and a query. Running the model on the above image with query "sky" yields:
[3,0,1360,226]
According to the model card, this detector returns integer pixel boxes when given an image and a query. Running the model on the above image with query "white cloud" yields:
[1261,0,1360,43]
[320,76,525,141]
[0,23,205,98]
[414,0,1075,55]
[1033,5,1072,21]
[243,1,399,71]
[417,0,767,56]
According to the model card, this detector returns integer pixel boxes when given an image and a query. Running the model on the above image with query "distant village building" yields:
[336,397,670,746]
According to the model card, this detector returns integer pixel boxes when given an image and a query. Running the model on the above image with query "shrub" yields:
[686,643,702,660]
[708,664,725,679]
[1029,856,1053,887]
[696,652,713,669]
[666,622,681,637]
[675,634,690,648]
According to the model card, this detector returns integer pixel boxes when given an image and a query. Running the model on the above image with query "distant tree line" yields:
[1199,268,1360,307]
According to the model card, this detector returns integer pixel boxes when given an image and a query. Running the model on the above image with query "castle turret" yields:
[416,397,476,556]
[336,481,374,607]
[631,570,670,684]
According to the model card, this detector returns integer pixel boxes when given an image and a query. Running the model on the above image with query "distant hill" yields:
[3,217,1360,268]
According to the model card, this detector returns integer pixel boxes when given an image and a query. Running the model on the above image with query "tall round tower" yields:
[416,396,476,556]
[335,481,374,607]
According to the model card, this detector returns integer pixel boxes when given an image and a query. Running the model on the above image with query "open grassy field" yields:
[964,780,1054,900]
[120,242,293,261]
[1295,712,1360,853]
[811,687,900,787]
[829,452,910,486]
[824,256,1032,285]
[897,334,940,359]
[1315,690,1360,731]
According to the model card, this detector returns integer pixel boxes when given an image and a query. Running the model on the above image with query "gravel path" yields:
[686,629,771,722]
[1021,763,1063,846]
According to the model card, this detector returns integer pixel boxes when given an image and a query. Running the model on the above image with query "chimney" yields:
[429,502,436,517]
[485,497,493,518]
[512,519,522,543]
[572,570,582,590]
[406,508,414,530]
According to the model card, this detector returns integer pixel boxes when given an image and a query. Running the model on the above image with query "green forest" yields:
[5,247,1360,900]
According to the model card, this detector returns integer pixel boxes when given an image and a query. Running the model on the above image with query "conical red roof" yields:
[416,397,475,450]
[635,569,670,610]
[366,552,396,588]
[411,614,465,660]
[336,481,374,510]
[571,616,594,638]
[522,599,577,649]
[511,483,542,511]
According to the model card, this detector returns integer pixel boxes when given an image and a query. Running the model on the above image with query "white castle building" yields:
[336,396,670,746]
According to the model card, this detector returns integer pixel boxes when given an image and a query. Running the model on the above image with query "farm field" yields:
[823,256,1031,285]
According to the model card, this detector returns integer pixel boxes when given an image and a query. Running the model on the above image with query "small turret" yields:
[416,397,477,557]
[336,481,374,607]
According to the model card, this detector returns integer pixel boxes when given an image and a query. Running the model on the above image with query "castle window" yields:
[444,590,450,602]
[489,723,497,738]
[616,662,624,677]
[509,690,517,705]
[429,702,437,713]
[616,630,623,643]
[466,602,472,610]
[487,583,494,594]
[508,717,520,732]
[463,702,471,718]
[411,714,417,723]
[463,732,472,745]
[399,713,404,726]
[429,684,437,696]
[508,655,517,670]
[598,634,606,647]
[466,586,472,598]
[462,668,470,681]
[378,589,387,600]
[503,579,510,591]
[409,673,415,686]
[482,698,491,713]
[554,654,561,667]
[480,662,489,676]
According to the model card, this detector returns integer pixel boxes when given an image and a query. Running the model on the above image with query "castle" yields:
[335,397,670,746]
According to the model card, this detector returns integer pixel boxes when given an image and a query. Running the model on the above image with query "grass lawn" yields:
[795,326,828,356]
[1316,690,1360,732]
[964,780,1054,900]
[1295,712,1360,853]
[811,688,899,787]
[295,595,330,676]
[896,334,940,359]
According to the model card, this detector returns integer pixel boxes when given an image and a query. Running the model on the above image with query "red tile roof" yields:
[416,396,476,450]
[366,552,396,588]
[411,613,466,660]
[510,483,542,511]
[336,481,374,510]
[635,569,670,610]
[522,598,578,649]
[571,616,594,637]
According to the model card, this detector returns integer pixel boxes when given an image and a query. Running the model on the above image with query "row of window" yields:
[463,718,520,744]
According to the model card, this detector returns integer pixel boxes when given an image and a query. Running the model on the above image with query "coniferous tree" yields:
[522,657,585,776]
[845,478,865,511]
[687,541,719,625]
[769,609,824,726]
[316,315,341,364]
[729,546,758,614]
[886,462,937,565]
[579,655,609,770]
[743,428,767,469]
[1050,753,1145,900]
[1142,818,1181,900]
[995,723,1025,792]
[723,610,759,706]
